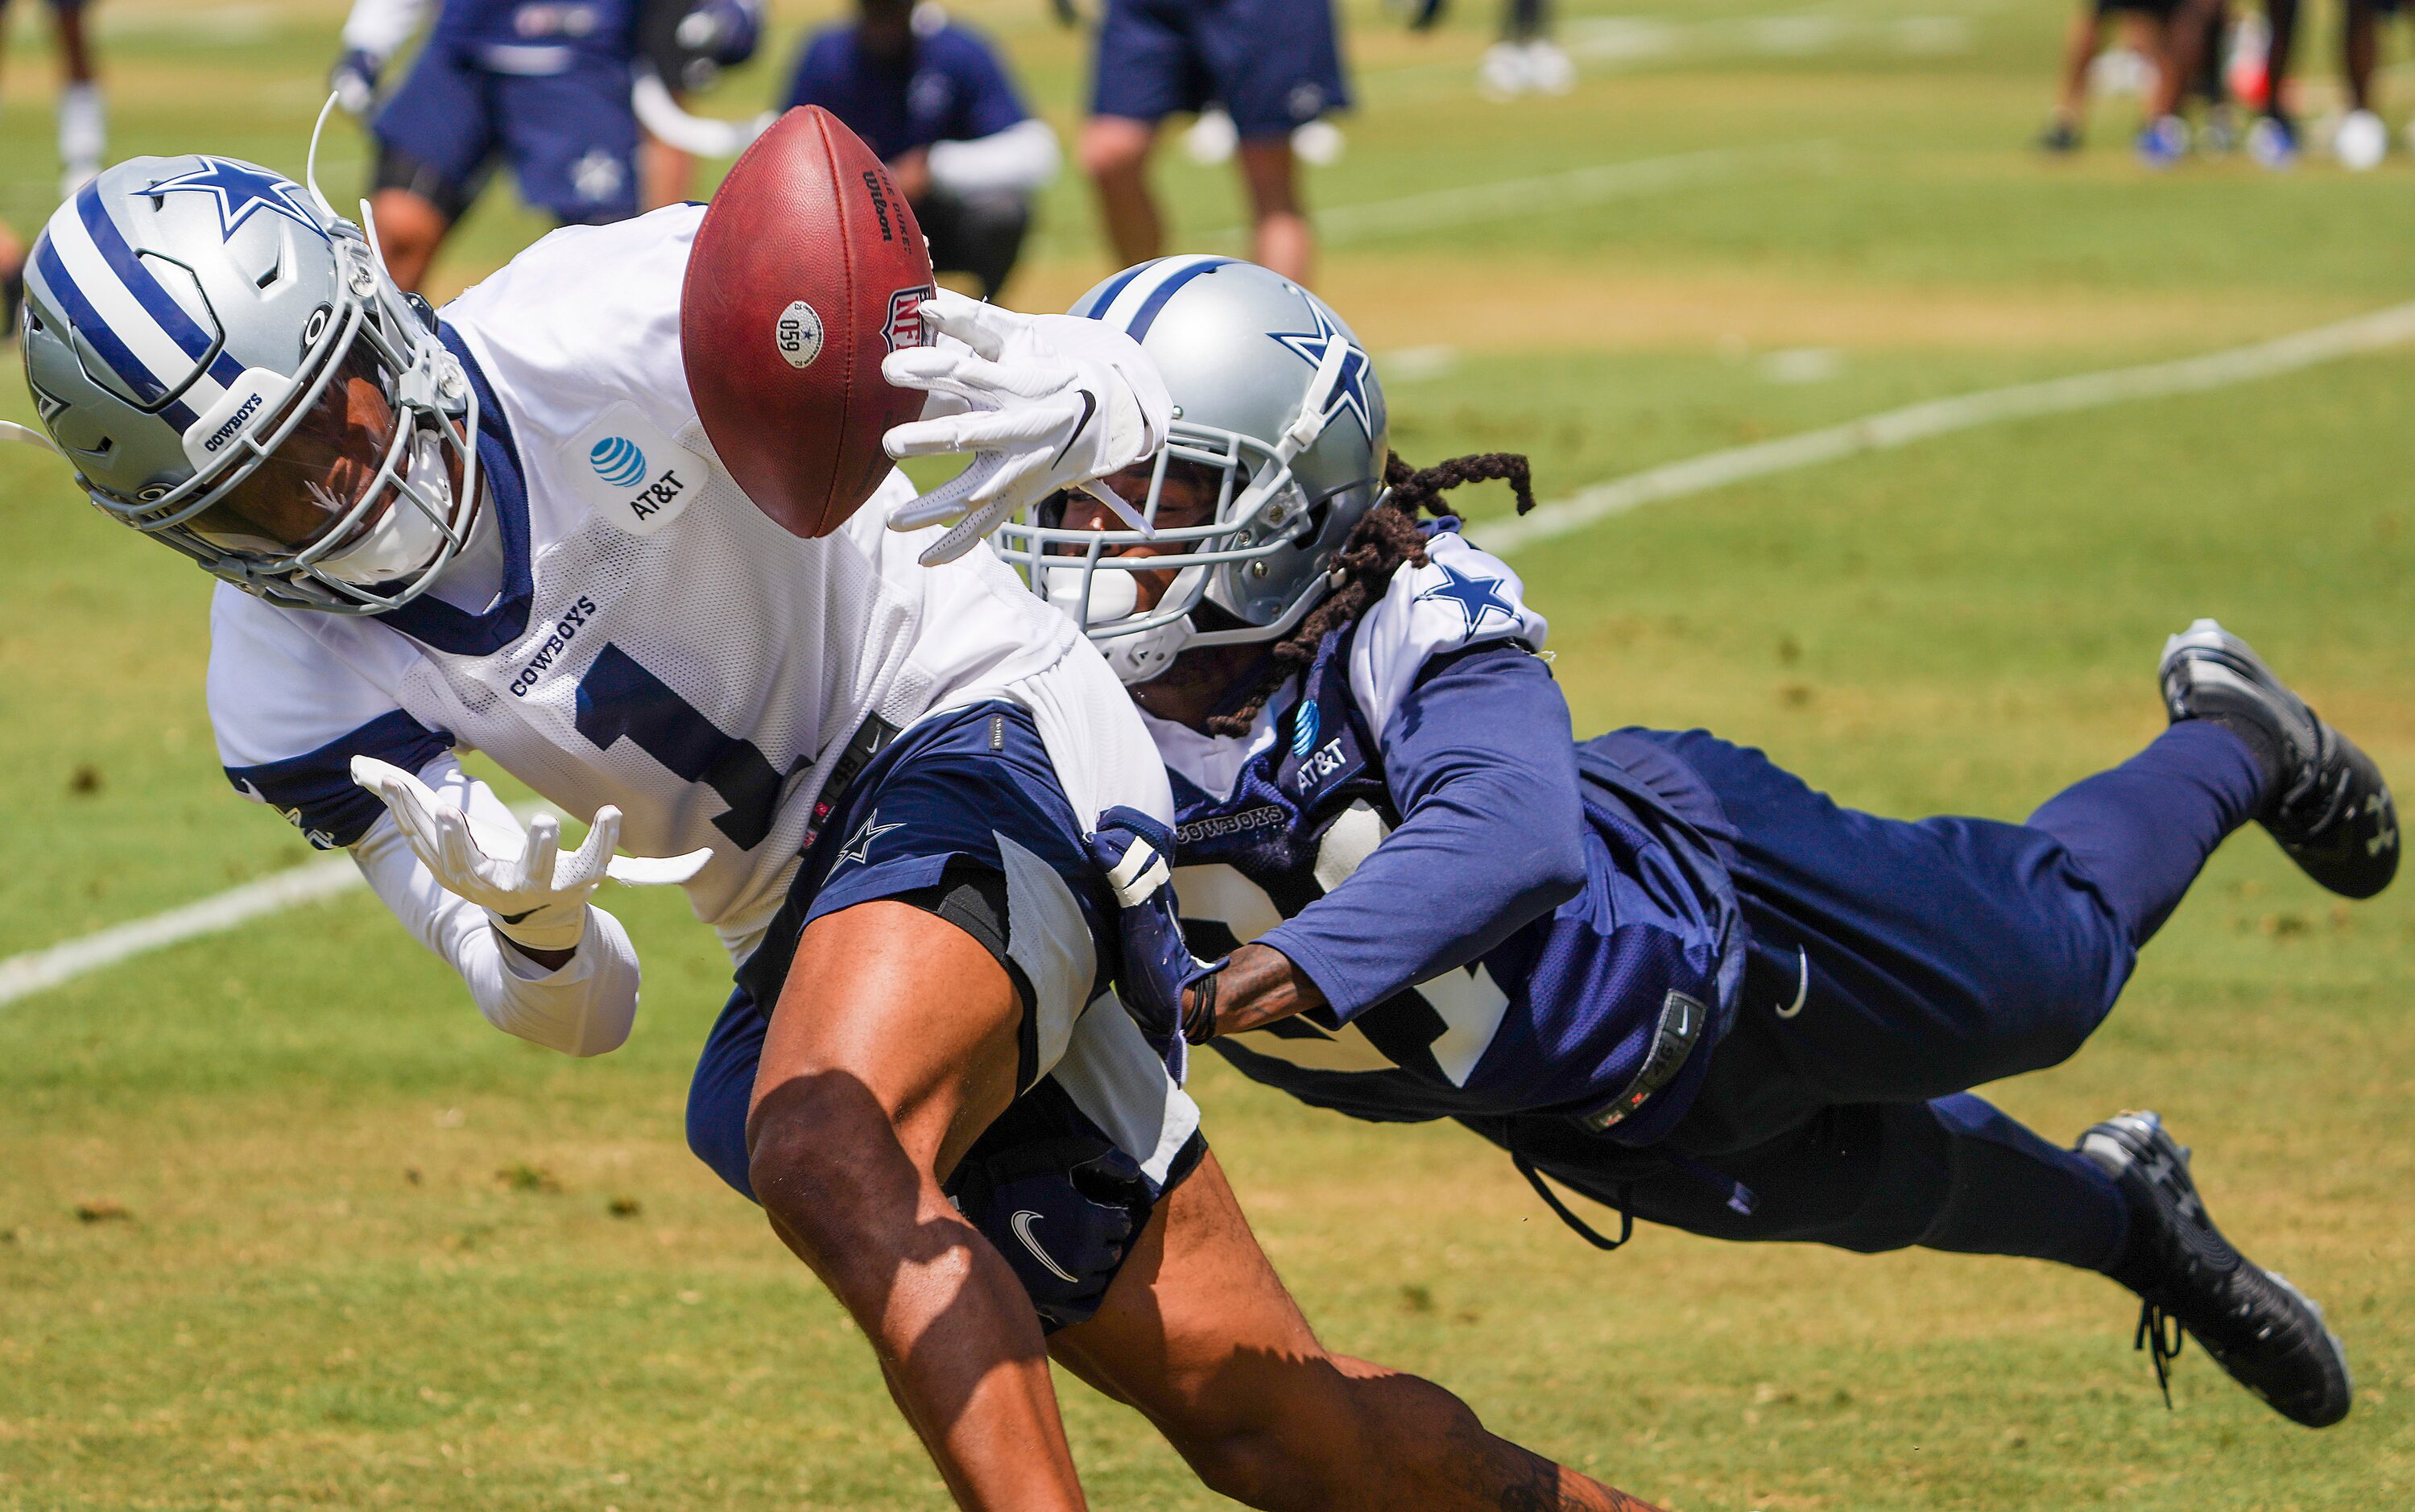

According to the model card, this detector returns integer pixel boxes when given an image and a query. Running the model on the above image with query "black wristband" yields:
[1181,965,1222,1044]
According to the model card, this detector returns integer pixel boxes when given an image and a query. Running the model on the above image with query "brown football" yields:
[680,106,935,539]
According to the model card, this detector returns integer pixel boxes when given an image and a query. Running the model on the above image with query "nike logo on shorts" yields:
[1011,1209,1080,1284]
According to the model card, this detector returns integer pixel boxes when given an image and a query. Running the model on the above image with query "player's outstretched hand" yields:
[329,49,383,116]
[882,290,1171,566]
[1086,807,1226,1084]
[350,756,710,952]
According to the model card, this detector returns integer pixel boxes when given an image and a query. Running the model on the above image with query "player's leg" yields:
[1214,0,1346,284]
[498,65,643,228]
[688,703,1189,1503]
[1084,0,1196,267]
[2338,0,2389,167]
[748,899,1084,1506]
[52,0,104,194]
[2251,0,2302,163]
[1235,141,1310,286]
[1047,1151,1664,1510]
[365,46,494,291]
[2044,0,2107,147]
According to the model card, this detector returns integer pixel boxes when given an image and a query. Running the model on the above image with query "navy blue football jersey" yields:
[1152,531,1747,1142]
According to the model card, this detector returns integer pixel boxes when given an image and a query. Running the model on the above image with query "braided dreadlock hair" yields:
[1204,451,1537,737]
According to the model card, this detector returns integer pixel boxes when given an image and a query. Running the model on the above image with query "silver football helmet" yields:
[16,148,477,613]
[991,256,1389,684]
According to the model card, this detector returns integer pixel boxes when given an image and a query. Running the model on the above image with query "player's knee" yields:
[744,1083,904,1251]
[1150,1359,1372,1509]
[1080,118,1152,179]
[1168,1415,1350,1510]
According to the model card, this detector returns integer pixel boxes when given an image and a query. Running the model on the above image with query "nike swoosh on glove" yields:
[351,756,711,952]
[881,290,1172,566]
[1086,806,1225,1084]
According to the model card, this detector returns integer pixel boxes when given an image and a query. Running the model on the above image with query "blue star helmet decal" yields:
[1266,299,1376,441]
[144,158,328,243]
[1416,560,1519,636]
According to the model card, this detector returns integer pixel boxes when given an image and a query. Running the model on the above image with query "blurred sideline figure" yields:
[635,0,764,209]
[785,0,1058,300]
[330,0,752,291]
[1080,0,1350,285]
[1404,0,1573,101]
[0,0,107,196]
[2335,0,2406,167]
[2082,0,2235,164]
[2040,0,2172,151]
[1,215,22,338]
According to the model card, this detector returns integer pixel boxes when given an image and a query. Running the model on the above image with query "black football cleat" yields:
[2079,1111,2352,1427]
[2161,618,2398,899]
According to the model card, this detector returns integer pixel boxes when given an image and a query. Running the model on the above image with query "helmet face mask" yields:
[21,157,479,614]
[995,258,1387,686]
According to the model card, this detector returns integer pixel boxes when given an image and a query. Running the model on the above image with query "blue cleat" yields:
[2136,114,2190,167]
[2248,113,2299,168]
[2161,619,2397,899]
[2081,1112,2353,1427]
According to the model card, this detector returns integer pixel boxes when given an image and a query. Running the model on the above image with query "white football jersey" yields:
[208,205,1167,958]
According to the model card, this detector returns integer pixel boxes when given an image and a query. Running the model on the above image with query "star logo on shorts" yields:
[835,809,903,868]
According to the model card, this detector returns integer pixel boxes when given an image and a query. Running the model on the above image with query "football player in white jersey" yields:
[10,159,1669,1510]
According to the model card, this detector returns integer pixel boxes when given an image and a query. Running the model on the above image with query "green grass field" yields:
[6,0,2415,1505]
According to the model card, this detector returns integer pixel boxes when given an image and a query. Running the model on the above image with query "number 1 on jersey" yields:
[574,642,789,849]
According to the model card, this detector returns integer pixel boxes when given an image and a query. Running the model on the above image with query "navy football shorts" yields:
[687,701,1205,1331]
[372,43,640,225]
[1090,0,1351,140]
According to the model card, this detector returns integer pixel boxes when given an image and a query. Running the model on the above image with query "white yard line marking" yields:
[0,857,362,1008]
[9,301,2415,1010]
[1205,143,1829,250]
[0,803,562,1011]
[1471,300,2415,557]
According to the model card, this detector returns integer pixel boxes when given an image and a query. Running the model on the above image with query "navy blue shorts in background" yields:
[1090,0,1350,138]
[374,44,640,225]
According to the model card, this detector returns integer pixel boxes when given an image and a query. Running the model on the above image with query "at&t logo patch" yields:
[589,435,647,487]
[565,403,713,539]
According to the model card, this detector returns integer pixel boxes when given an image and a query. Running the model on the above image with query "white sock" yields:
[60,82,106,174]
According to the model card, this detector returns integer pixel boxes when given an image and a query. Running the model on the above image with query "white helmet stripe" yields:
[40,188,235,423]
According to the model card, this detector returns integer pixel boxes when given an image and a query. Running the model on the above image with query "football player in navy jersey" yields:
[985,254,2401,1431]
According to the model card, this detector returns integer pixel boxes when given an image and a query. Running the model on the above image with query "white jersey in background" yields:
[207,206,1166,1055]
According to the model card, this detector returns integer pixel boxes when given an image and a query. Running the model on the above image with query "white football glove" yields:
[881,290,1172,565]
[350,756,711,952]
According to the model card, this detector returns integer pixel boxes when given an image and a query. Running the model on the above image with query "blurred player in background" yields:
[0,0,107,195]
[2039,0,2173,151]
[2330,0,2398,167]
[1406,0,1574,101]
[785,0,1059,300]
[2,216,23,337]
[329,0,754,291]
[1080,0,1349,285]
[634,0,763,209]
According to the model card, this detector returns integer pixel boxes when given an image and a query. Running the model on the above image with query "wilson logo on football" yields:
[589,436,647,487]
[883,286,935,353]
